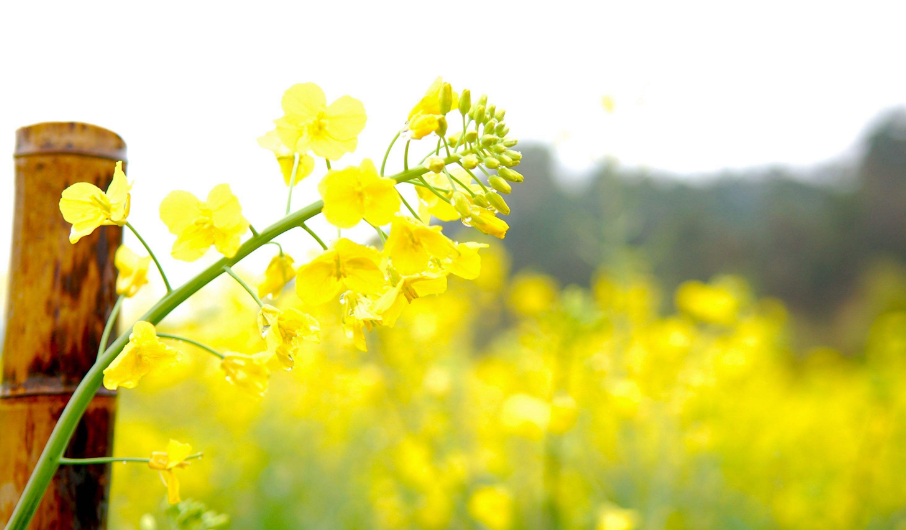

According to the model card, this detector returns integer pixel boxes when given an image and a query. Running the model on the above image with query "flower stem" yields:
[285,153,300,215]
[97,295,124,360]
[158,333,225,359]
[325,159,331,171]
[223,266,263,308]
[299,223,328,250]
[398,190,420,218]
[403,140,410,171]
[3,157,458,530]
[381,131,401,176]
[125,222,173,292]
[59,453,203,465]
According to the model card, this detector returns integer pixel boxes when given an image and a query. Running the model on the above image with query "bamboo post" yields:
[0,123,124,528]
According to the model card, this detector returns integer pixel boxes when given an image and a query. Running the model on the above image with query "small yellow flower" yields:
[275,83,367,161]
[372,272,448,327]
[257,130,316,186]
[295,238,387,306]
[148,439,193,504]
[500,393,551,440]
[408,77,458,140]
[159,184,249,261]
[443,242,488,280]
[675,279,740,325]
[468,485,514,530]
[257,304,320,369]
[103,321,180,390]
[221,351,271,397]
[415,171,461,222]
[596,505,638,530]
[319,159,400,229]
[341,291,381,351]
[114,246,151,297]
[383,215,458,276]
[464,207,509,239]
[59,160,131,243]
[258,252,296,299]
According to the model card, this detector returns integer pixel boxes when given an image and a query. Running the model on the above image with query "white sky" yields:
[0,0,904,286]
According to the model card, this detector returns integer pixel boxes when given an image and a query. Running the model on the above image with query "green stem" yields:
[397,190,420,218]
[417,176,451,204]
[249,224,259,237]
[98,295,124,360]
[367,221,387,243]
[446,171,476,197]
[223,266,263,308]
[59,453,204,465]
[285,153,300,215]
[381,131,401,176]
[125,222,172,292]
[299,223,328,250]
[265,241,284,256]
[403,140,410,171]
[157,333,225,360]
[3,157,457,530]
[325,159,331,171]
[457,163,489,193]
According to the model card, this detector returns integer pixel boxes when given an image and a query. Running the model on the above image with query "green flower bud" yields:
[451,191,472,218]
[495,154,514,167]
[495,109,506,121]
[483,157,500,169]
[480,134,498,147]
[462,154,480,169]
[484,118,498,132]
[473,104,486,123]
[489,175,512,194]
[486,192,510,215]
[491,144,507,154]
[447,132,461,145]
[478,94,488,106]
[426,156,445,173]
[498,167,524,183]
[465,130,479,143]
[436,116,448,137]
[459,89,471,116]
[473,194,491,208]
[495,123,508,136]
[502,156,520,167]
[504,150,522,161]
[503,138,518,147]
[486,104,496,119]
[440,83,454,114]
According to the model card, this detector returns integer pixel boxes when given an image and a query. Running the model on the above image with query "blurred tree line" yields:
[494,110,906,351]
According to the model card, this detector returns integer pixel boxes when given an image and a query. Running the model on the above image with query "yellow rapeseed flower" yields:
[295,238,387,306]
[221,351,271,398]
[443,242,488,280]
[258,252,296,299]
[257,304,320,369]
[372,272,448,327]
[114,245,151,297]
[675,280,740,325]
[549,393,579,434]
[464,207,509,239]
[103,321,180,390]
[383,215,458,276]
[159,184,249,261]
[319,159,400,229]
[596,505,638,530]
[257,130,316,186]
[148,439,193,504]
[468,485,514,530]
[500,393,551,440]
[59,160,131,244]
[408,77,458,140]
[341,291,381,351]
[275,83,367,161]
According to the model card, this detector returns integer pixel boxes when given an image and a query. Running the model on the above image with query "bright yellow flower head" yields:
[221,351,271,398]
[258,252,296,299]
[59,160,131,244]
[443,242,488,280]
[319,159,400,229]
[341,291,381,351]
[159,184,249,261]
[114,245,151,297]
[148,439,193,504]
[257,130,316,186]
[295,238,387,306]
[275,83,367,161]
[596,505,638,530]
[468,485,514,530]
[102,321,180,390]
[675,279,740,326]
[257,304,320,370]
[500,393,551,440]
[408,77,458,140]
[383,215,459,276]
[372,271,448,327]
[465,207,509,239]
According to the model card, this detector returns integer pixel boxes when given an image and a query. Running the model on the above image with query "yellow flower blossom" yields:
[596,505,638,530]
[549,393,579,434]
[148,439,193,504]
[59,160,131,243]
[114,245,151,297]
[221,351,271,397]
[257,130,316,186]
[258,252,296,299]
[675,279,740,325]
[295,238,387,306]
[159,184,249,261]
[468,485,514,530]
[408,77,458,140]
[443,242,488,280]
[500,393,551,440]
[275,82,367,161]
[507,273,559,316]
[372,271,448,327]
[341,291,381,351]
[464,207,509,239]
[102,321,180,390]
[319,159,400,229]
[257,304,320,369]
[383,215,459,276]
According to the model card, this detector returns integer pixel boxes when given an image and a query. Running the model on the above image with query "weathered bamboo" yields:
[0,123,124,529]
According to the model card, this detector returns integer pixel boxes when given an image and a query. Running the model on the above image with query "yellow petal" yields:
[165,470,181,504]
[360,159,400,226]
[171,223,214,262]
[159,191,204,235]
[324,95,367,142]
[102,342,143,390]
[319,165,365,229]
[281,82,326,122]
[59,182,108,244]
[166,439,192,467]
[207,184,247,232]
[342,257,387,296]
[295,257,343,306]
[105,161,131,223]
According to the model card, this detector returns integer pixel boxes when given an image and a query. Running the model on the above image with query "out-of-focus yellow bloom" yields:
[596,505,638,530]
[59,160,130,243]
[103,321,180,390]
[295,238,386,306]
[500,393,551,439]
[257,130,316,186]
[607,379,643,418]
[275,83,367,161]
[221,351,271,398]
[384,215,458,276]
[319,159,400,229]
[114,245,151,297]
[549,393,579,434]
[258,253,296,299]
[159,184,249,261]
[508,272,558,316]
[468,485,514,530]
[148,439,193,504]
[601,95,616,114]
[408,77,458,140]
[257,304,320,369]
[340,291,380,351]
[676,279,740,325]
[372,272,448,327]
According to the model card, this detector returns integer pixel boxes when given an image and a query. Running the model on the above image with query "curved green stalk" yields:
[381,131,401,176]
[125,222,173,292]
[4,156,458,530]
[157,333,225,360]
[97,295,124,359]
[223,266,264,308]
[59,453,203,465]
[285,153,300,215]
